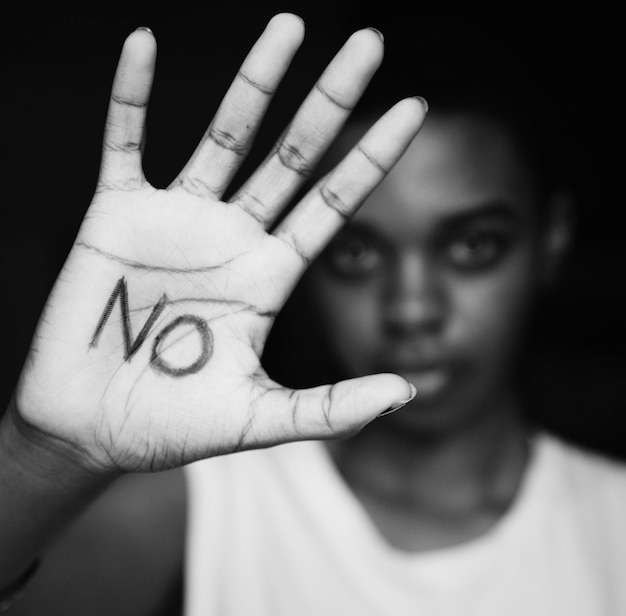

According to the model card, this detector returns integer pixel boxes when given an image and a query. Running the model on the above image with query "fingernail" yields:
[377,383,417,418]
[414,96,429,113]
[367,27,384,42]
[135,26,153,34]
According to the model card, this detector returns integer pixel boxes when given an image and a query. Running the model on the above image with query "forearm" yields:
[0,399,114,590]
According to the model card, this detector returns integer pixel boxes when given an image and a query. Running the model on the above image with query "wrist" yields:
[0,399,115,591]
[3,395,119,486]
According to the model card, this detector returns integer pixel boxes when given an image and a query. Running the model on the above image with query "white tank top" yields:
[184,434,626,615]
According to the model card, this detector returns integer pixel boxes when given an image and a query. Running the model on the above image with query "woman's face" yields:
[306,113,548,435]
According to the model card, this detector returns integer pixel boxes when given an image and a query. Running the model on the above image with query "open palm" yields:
[14,14,424,474]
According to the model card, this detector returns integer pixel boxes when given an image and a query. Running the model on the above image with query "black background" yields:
[1,3,624,456]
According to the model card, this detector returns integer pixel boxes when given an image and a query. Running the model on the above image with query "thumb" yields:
[253,373,417,446]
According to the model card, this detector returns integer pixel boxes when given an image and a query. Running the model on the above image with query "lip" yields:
[375,357,461,401]
[404,369,450,398]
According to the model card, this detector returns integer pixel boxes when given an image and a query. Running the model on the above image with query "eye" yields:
[323,234,383,278]
[446,229,511,271]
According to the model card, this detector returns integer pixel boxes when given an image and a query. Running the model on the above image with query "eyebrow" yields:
[437,200,522,231]
[343,200,522,238]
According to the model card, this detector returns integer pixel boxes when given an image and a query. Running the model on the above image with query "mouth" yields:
[375,357,458,402]
[404,369,450,399]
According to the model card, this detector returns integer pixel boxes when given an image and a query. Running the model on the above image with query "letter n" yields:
[89,277,167,361]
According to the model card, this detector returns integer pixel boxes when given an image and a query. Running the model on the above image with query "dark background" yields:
[1,3,624,456]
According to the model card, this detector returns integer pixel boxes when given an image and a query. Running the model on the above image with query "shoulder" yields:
[187,440,325,480]
[537,431,626,515]
[540,431,626,482]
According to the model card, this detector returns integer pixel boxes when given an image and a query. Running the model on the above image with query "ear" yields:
[539,187,575,287]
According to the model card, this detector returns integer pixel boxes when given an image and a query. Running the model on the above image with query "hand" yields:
[13,14,425,474]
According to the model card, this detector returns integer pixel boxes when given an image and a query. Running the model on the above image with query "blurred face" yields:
[306,113,548,434]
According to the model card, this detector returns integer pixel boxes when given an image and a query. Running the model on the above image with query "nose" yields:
[382,251,446,335]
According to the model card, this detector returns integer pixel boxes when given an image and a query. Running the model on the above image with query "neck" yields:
[327,393,530,516]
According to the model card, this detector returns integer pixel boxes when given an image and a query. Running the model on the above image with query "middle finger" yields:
[230,27,385,227]
[172,13,305,198]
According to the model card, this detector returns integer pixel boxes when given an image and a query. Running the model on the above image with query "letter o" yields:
[150,315,212,377]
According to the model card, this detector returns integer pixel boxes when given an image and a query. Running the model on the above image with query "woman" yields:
[187,29,626,613]
[2,12,625,616]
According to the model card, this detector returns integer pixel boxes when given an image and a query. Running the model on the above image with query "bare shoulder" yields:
[10,468,187,616]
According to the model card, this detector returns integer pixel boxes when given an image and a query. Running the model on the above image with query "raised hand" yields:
[12,14,425,474]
